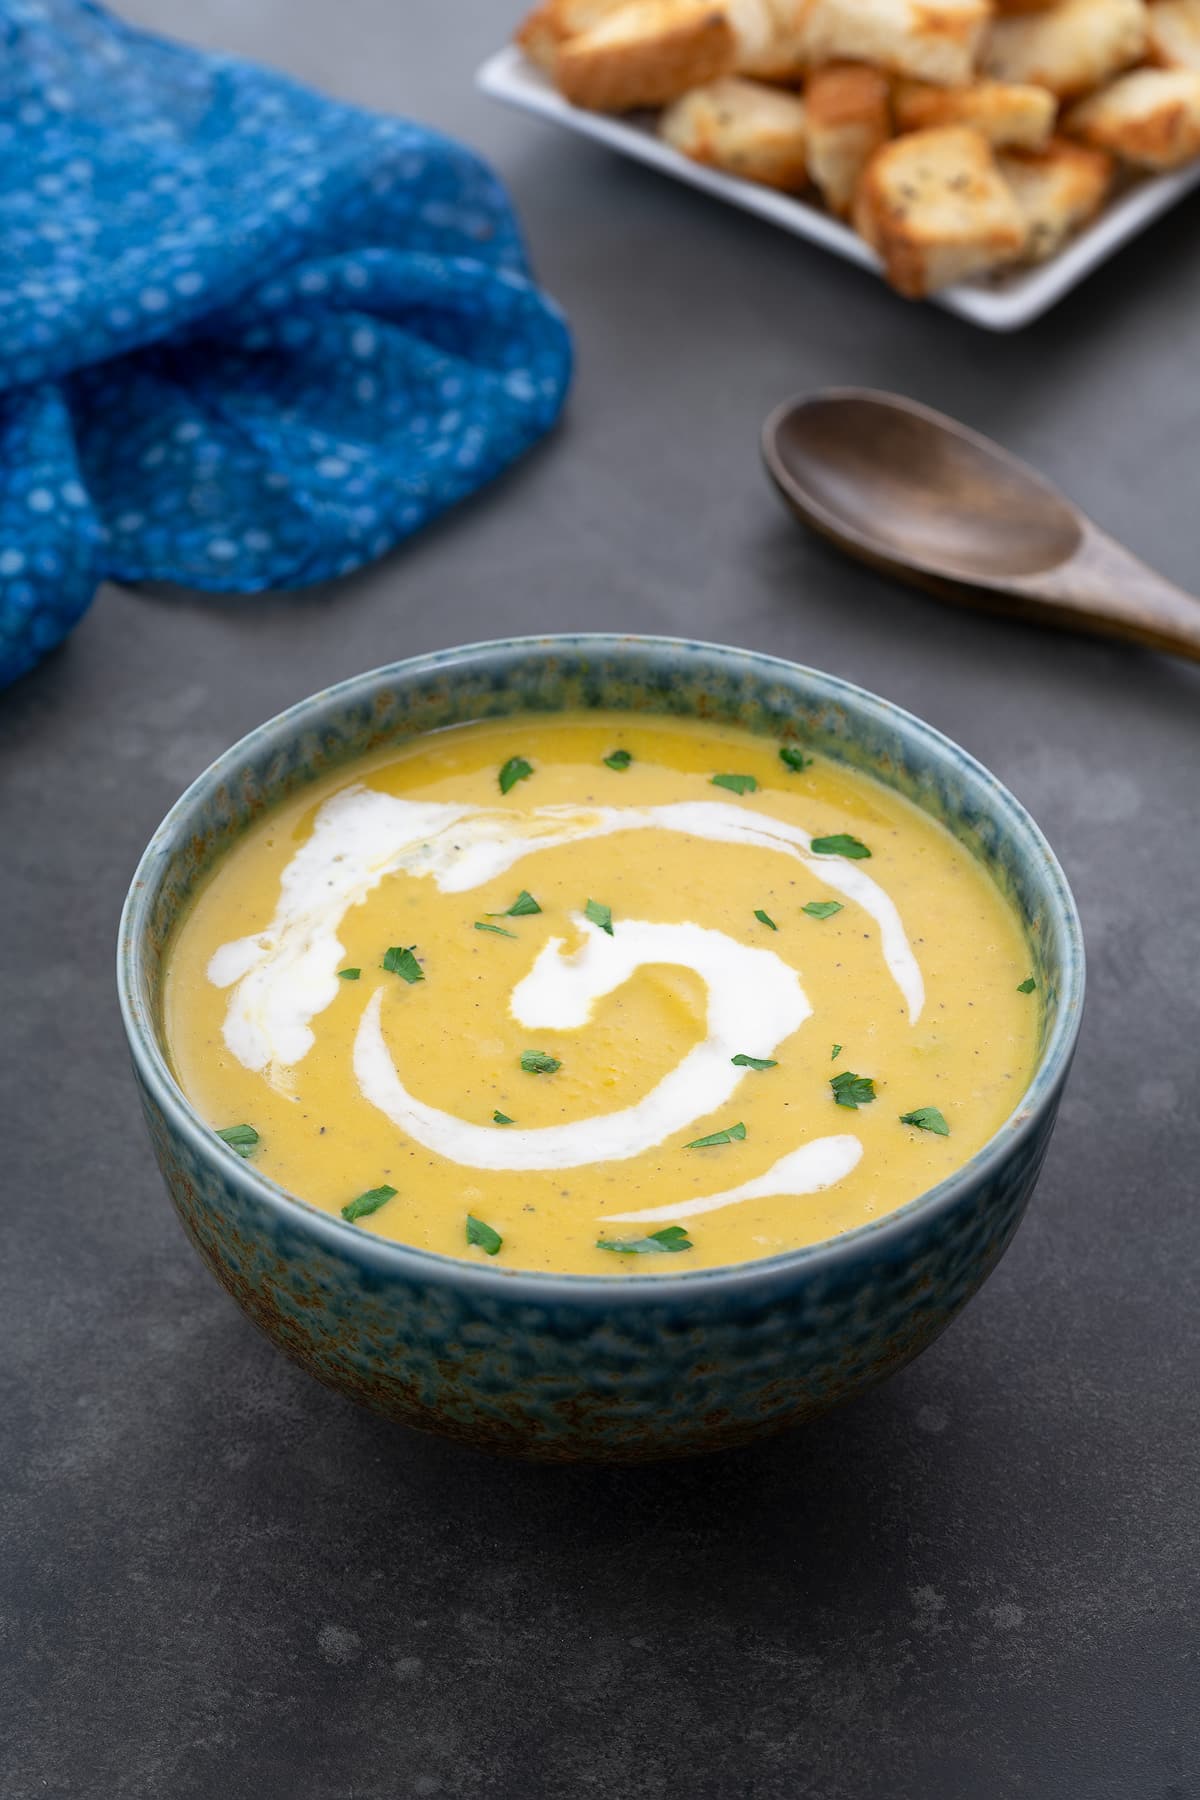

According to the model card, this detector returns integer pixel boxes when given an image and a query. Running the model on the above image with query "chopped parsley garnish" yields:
[596,1226,693,1255]
[831,1071,876,1109]
[341,1183,397,1222]
[585,898,614,936]
[337,968,361,981]
[754,908,778,930]
[521,1050,561,1075]
[711,773,757,795]
[475,921,516,938]
[1017,977,1037,994]
[490,890,542,918]
[831,1044,843,1060]
[731,1053,777,1070]
[685,1121,747,1148]
[492,1110,515,1125]
[216,1124,259,1157]
[382,944,423,983]
[900,1107,950,1136]
[803,900,843,920]
[498,756,533,796]
[811,834,871,859]
[603,749,633,771]
[779,745,812,772]
[466,1214,503,1255]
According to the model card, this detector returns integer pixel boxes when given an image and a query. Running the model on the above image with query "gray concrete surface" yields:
[3,4,1199,1796]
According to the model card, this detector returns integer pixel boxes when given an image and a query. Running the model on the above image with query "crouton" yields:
[853,126,1029,295]
[1064,65,1200,163]
[1147,0,1200,68]
[660,74,809,184]
[803,0,992,85]
[735,0,814,79]
[894,80,1057,148]
[516,0,632,72]
[555,1,739,111]
[982,0,1148,99]
[805,64,892,215]
[997,137,1115,257]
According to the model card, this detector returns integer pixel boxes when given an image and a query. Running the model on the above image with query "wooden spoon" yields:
[762,388,1200,663]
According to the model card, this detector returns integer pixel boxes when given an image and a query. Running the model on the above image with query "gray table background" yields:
[4,4,1199,1796]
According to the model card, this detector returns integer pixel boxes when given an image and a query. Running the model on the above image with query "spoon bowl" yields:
[763,389,1200,662]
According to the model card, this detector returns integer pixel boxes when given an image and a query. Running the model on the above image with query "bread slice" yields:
[997,137,1115,257]
[804,0,992,84]
[660,74,809,185]
[1064,65,1200,163]
[735,0,813,78]
[805,64,892,215]
[894,79,1057,148]
[516,0,633,72]
[982,0,1148,99]
[555,1,739,110]
[1147,0,1200,68]
[854,126,1029,295]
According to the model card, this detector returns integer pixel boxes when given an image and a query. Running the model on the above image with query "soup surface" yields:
[163,712,1039,1274]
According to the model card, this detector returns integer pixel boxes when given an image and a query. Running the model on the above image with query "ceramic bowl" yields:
[118,635,1084,1462]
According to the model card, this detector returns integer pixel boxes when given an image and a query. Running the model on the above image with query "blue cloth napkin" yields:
[0,0,572,689]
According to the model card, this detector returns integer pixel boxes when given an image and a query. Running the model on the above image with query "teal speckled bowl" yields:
[117,635,1084,1462]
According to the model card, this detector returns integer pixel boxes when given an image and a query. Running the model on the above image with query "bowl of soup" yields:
[118,635,1084,1461]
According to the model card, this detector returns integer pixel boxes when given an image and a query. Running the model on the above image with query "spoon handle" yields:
[1025,525,1200,663]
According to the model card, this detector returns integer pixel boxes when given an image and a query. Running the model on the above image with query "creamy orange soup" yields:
[163,713,1039,1273]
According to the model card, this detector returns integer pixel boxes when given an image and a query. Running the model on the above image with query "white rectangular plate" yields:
[479,45,1200,332]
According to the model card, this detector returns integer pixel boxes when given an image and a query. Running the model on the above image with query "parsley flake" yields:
[585,898,614,936]
[811,834,871,859]
[754,908,778,930]
[779,745,812,772]
[1017,977,1037,994]
[341,1183,397,1223]
[475,921,516,938]
[498,756,533,796]
[337,968,361,981]
[712,773,757,795]
[492,1110,515,1126]
[900,1107,950,1136]
[603,750,633,771]
[490,890,541,918]
[803,900,843,920]
[382,944,423,983]
[731,1054,777,1070]
[216,1124,259,1157]
[831,1071,876,1109]
[521,1050,561,1075]
[831,1044,843,1061]
[466,1214,503,1255]
[685,1121,747,1148]
[596,1226,693,1255]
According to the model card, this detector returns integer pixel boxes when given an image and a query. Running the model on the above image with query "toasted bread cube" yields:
[982,0,1148,98]
[516,0,633,71]
[736,0,814,78]
[803,0,992,84]
[555,1,739,110]
[854,126,1028,295]
[805,64,892,214]
[660,74,809,185]
[1148,0,1200,66]
[1065,65,1200,163]
[894,79,1057,147]
[998,137,1115,256]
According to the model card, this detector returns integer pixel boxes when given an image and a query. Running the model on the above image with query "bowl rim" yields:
[117,631,1085,1302]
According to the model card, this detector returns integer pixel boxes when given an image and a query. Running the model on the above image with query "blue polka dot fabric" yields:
[0,0,573,688]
